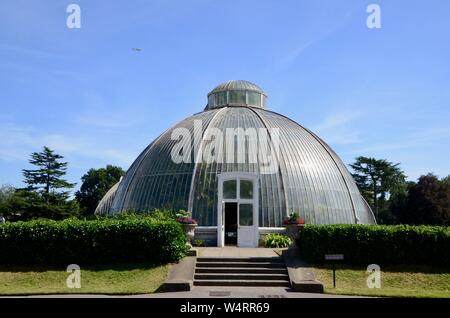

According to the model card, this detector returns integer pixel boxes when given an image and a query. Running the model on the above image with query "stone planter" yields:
[181,223,197,244]
[285,224,304,242]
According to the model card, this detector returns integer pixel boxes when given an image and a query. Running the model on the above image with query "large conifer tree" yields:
[22,146,76,203]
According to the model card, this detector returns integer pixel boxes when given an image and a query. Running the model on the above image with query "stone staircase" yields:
[193,257,291,287]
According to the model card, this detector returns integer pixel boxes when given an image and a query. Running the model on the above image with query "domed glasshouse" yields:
[96,80,376,247]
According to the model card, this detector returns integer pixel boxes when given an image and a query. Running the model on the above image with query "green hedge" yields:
[0,218,187,265]
[298,225,450,266]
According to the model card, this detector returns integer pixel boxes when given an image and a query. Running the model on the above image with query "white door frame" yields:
[217,173,259,247]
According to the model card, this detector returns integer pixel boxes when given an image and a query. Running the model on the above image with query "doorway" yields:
[217,173,259,247]
[224,202,237,245]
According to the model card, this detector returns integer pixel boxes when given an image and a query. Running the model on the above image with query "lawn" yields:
[0,263,169,295]
[313,264,450,298]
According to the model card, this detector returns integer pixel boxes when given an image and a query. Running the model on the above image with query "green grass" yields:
[0,263,169,295]
[313,264,450,298]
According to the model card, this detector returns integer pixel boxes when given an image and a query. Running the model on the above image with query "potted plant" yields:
[176,210,197,244]
[283,212,305,241]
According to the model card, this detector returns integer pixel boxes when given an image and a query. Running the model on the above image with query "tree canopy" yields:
[22,146,76,201]
[349,156,406,223]
[2,146,80,220]
[75,165,125,216]
[392,174,450,226]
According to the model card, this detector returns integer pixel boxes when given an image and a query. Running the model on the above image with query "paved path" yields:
[9,287,363,298]
[196,247,281,258]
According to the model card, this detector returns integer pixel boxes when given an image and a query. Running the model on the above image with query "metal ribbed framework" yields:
[99,80,376,226]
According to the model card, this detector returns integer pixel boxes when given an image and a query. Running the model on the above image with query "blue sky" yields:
[1,0,449,191]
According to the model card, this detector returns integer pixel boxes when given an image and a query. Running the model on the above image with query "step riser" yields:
[195,268,288,274]
[194,281,291,287]
[194,257,290,288]
[196,263,285,268]
[194,274,289,280]
[197,258,284,263]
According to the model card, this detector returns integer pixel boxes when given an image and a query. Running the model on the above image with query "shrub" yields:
[0,217,187,265]
[193,239,205,247]
[112,209,176,221]
[298,225,450,266]
[263,233,292,248]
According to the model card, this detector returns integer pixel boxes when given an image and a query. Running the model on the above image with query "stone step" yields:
[196,257,285,263]
[195,262,286,268]
[195,267,288,274]
[193,279,291,287]
[194,273,290,281]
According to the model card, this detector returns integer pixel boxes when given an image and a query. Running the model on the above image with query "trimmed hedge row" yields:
[298,225,450,267]
[0,218,187,265]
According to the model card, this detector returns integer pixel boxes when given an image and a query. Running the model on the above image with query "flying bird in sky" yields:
[132,48,143,52]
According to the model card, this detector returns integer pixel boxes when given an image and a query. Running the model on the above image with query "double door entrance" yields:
[217,173,259,247]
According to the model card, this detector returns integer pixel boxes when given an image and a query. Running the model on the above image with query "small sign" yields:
[325,254,344,261]
[325,254,344,288]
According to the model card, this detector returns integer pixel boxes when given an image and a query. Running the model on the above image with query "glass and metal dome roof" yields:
[96,80,376,226]
[206,80,268,110]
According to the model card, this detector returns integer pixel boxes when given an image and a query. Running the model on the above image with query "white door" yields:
[237,202,256,247]
[217,174,258,247]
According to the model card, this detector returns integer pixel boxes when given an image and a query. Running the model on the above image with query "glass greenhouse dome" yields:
[96,80,375,247]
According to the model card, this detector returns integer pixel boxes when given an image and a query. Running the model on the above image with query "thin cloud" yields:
[0,43,65,59]
[275,41,314,71]
[351,127,450,154]
[315,110,364,131]
[313,110,364,145]
[0,121,133,166]
[74,114,135,129]
[271,7,356,73]
[73,92,148,129]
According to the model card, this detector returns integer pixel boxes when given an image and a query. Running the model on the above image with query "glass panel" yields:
[240,180,253,199]
[247,92,261,106]
[229,90,246,104]
[239,203,253,226]
[208,94,215,107]
[261,96,266,108]
[223,180,236,199]
[217,92,227,105]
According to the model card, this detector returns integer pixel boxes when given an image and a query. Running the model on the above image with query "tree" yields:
[75,165,125,216]
[0,185,15,218]
[8,146,80,220]
[441,175,450,186]
[22,146,76,202]
[350,156,406,223]
[0,185,14,204]
[393,174,450,225]
[4,189,79,221]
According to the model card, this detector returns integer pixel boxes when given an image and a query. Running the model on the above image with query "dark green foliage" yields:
[298,225,450,267]
[263,233,292,248]
[22,146,75,198]
[193,239,205,247]
[0,185,15,218]
[393,174,450,226]
[2,190,80,221]
[442,175,450,186]
[350,156,406,223]
[112,209,178,221]
[7,146,79,221]
[0,217,187,265]
[75,165,125,216]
